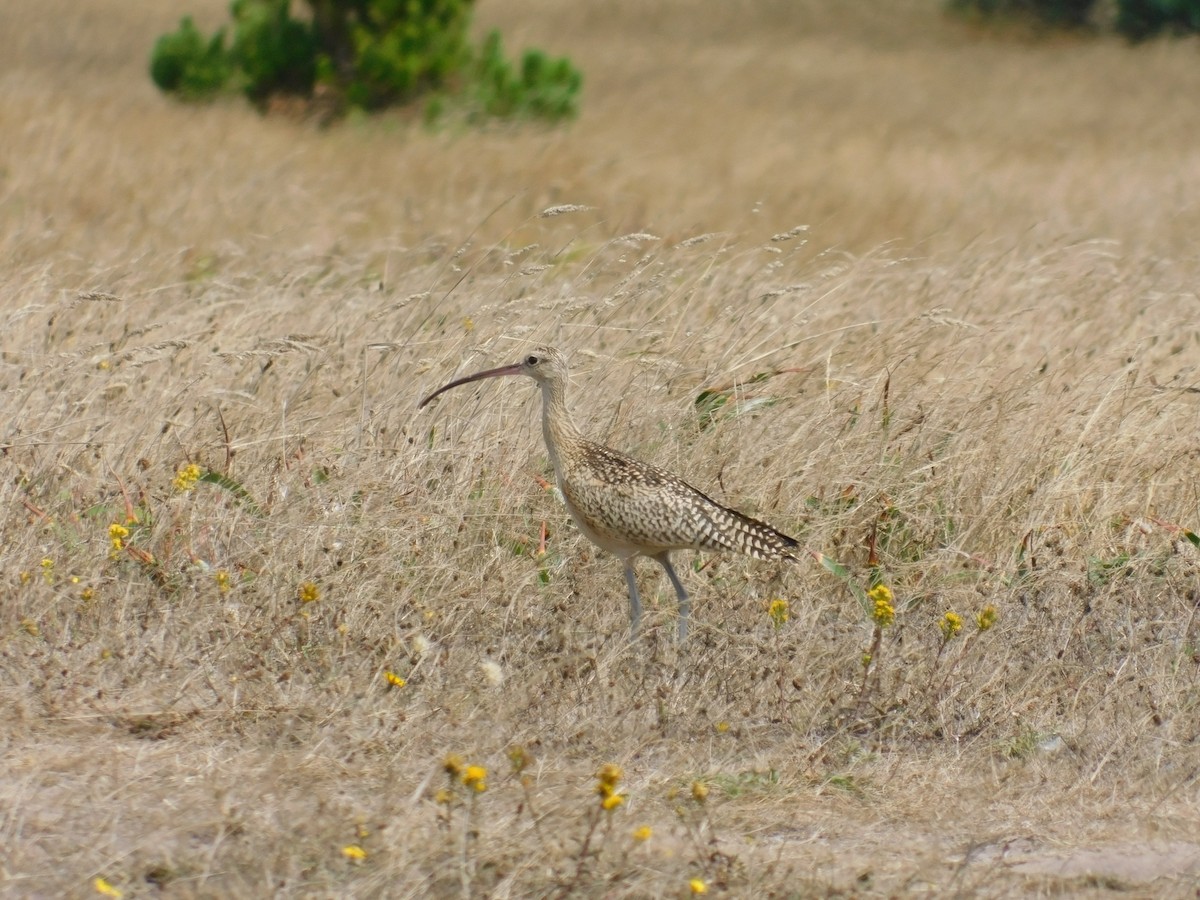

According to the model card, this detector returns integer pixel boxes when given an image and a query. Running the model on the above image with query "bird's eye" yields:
[526,354,540,366]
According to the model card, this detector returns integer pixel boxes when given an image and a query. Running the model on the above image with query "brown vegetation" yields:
[2,0,1200,895]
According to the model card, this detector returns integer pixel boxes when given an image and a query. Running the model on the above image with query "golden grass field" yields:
[4,0,1200,896]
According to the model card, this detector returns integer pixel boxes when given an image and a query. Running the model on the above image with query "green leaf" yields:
[818,552,871,614]
[694,388,728,429]
[198,471,264,517]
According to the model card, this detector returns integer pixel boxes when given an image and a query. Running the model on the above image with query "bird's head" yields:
[418,345,569,408]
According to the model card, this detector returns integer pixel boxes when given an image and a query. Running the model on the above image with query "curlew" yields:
[418,346,800,640]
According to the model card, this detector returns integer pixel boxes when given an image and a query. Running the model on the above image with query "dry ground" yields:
[3,0,1200,896]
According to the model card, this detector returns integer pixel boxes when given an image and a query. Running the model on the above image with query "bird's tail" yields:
[692,497,800,561]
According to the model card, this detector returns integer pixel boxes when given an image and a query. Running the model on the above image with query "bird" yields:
[418,345,800,641]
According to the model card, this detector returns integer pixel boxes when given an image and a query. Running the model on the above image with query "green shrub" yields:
[950,0,1200,35]
[150,0,581,123]
[149,17,233,100]
[466,30,582,122]
[230,0,317,101]
[947,0,1097,27]
[342,0,473,109]
[1115,0,1200,39]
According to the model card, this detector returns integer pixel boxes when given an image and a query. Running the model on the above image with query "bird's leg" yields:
[655,553,691,643]
[623,562,643,639]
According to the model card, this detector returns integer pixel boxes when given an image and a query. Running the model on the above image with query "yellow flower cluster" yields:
[442,754,489,794]
[768,598,790,628]
[172,463,203,493]
[868,584,895,627]
[596,763,625,811]
[385,671,406,688]
[298,581,320,603]
[939,610,963,640]
[341,844,367,861]
[215,569,232,594]
[977,605,998,631]
[108,523,129,558]
[462,764,487,793]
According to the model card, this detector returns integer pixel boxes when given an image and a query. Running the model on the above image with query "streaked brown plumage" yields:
[418,345,799,640]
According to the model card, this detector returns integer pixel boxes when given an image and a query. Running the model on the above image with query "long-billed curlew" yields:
[418,346,800,640]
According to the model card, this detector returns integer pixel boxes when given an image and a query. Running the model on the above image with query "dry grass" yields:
[3,0,1200,896]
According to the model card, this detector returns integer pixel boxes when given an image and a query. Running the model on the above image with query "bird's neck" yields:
[540,378,583,477]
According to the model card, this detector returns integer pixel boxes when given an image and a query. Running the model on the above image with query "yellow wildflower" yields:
[714,721,730,734]
[768,598,790,628]
[41,557,54,584]
[18,570,31,585]
[939,611,963,640]
[215,569,231,594]
[341,844,367,861]
[443,754,465,777]
[93,877,123,898]
[385,671,406,688]
[691,781,709,804]
[462,764,487,792]
[690,878,708,894]
[80,587,95,602]
[108,523,129,556]
[977,605,998,631]
[172,463,203,493]
[596,764,623,790]
[633,825,652,841]
[297,581,320,603]
[601,792,624,811]
[868,584,895,627]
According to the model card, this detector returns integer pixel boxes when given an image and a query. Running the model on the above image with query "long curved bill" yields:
[418,362,524,409]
